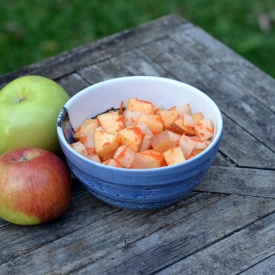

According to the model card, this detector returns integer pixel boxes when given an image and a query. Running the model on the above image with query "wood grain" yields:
[196,166,275,198]
[156,212,275,275]
[0,192,223,274]
[69,195,275,275]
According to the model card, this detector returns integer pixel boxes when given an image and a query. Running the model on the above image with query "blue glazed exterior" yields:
[59,126,222,210]
[57,76,223,210]
[66,143,219,210]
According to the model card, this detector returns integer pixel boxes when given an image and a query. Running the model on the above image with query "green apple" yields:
[0,148,72,225]
[0,75,69,155]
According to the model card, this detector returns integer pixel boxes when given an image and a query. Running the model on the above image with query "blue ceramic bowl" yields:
[57,76,223,210]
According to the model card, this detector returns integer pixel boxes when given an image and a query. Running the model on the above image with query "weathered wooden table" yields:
[1,14,275,275]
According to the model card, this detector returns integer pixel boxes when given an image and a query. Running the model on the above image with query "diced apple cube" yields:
[70,141,88,157]
[159,110,179,131]
[149,130,171,153]
[192,112,203,124]
[132,150,164,169]
[101,149,117,161]
[189,149,205,158]
[93,129,120,158]
[97,111,124,135]
[167,131,181,147]
[117,126,143,152]
[73,118,99,141]
[126,98,154,114]
[86,154,101,163]
[137,122,153,137]
[171,118,195,136]
[136,114,163,135]
[179,134,196,159]
[139,135,152,152]
[113,145,136,168]
[124,110,142,127]
[194,118,214,140]
[163,147,185,166]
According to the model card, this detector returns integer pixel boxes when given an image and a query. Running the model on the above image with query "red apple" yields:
[0,148,72,225]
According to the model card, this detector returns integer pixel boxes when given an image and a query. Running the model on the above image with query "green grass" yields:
[1,0,275,78]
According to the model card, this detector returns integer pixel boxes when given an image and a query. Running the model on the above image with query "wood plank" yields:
[56,73,90,97]
[170,26,275,113]
[0,192,224,274]
[220,115,275,168]
[67,195,275,275]
[195,166,275,198]
[0,180,121,266]
[141,38,275,152]
[156,212,275,275]
[0,15,191,89]
[240,254,275,275]
[77,48,175,84]
[212,151,235,167]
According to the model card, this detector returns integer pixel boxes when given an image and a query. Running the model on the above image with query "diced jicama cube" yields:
[126,98,154,114]
[179,134,196,159]
[93,129,120,158]
[95,126,104,132]
[97,111,124,135]
[183,114,195,127]
[124,110,142,127]
[117,126,143,152]
[194,118,214,141]
[73,118,99,141]
[137,122,153,137]
[176,104,191,118]
[79,132,96,155]
[102,158,122,167]
[159,110,179,131]
[139,135,152,152]
[70,141,88,157]
[189,137,211,149]
[167,131,181,147]
[86,154,101,163]
[149,130,172,153]
[163,147,186,166]
[113,145,136,168]
[132,150,164,169]
[136,114,163,135]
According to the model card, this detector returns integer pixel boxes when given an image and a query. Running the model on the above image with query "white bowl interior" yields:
[65,76,222,136]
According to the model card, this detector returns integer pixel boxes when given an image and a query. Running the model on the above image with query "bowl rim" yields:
[57,76,223,173]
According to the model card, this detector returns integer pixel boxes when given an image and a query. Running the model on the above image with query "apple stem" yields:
[18,97,26,103]
[20,156,29,162]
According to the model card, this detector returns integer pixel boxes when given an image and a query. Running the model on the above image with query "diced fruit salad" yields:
[70,98,214,169]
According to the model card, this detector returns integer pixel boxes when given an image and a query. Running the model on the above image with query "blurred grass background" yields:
[0,0,274,78]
